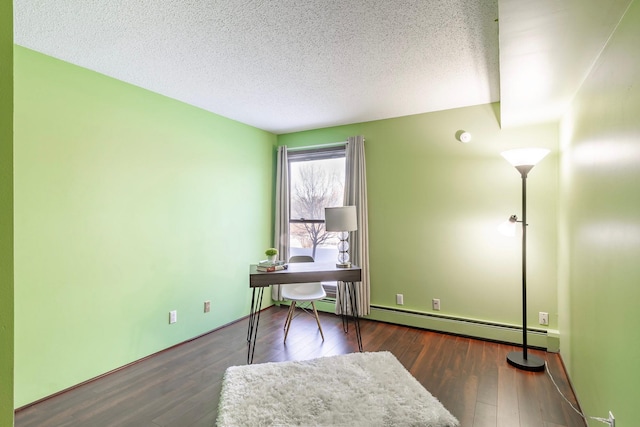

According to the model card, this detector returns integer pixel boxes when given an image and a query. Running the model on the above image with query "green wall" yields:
[559,1,640,424]
[13,47,276,407]
[0,0,14,425]
[12,5,638,422]
[279,105,560,342]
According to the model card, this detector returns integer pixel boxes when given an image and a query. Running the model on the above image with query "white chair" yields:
[282,255,326,342]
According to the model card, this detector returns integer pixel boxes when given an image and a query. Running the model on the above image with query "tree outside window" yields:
[288,149,345,264]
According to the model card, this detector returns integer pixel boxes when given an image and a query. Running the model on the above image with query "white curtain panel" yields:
[271,146,290,301]
[336,135,371,316]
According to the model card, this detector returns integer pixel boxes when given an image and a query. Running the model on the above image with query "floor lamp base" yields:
[507,351,545,372]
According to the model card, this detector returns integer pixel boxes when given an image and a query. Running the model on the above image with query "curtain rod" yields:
[286,141,346,152]
[285,137,366,152]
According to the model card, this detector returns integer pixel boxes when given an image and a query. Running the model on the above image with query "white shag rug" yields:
[217,351,459,427]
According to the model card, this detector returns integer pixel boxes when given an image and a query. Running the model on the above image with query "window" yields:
[288,146,345,297]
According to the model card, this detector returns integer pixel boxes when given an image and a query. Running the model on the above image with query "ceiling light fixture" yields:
[456,130,472,143]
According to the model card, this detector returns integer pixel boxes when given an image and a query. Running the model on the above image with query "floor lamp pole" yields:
[506,165,545,372]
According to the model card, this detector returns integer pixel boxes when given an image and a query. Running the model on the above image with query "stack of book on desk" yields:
[256,260,288,272]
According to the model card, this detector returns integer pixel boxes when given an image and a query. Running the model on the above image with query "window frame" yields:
[287,144,346,224]
[287,144,346,299]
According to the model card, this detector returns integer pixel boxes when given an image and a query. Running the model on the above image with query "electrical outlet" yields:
[432,299,440,311]
[204,301,211,313]
[539,312,549,326]
[396,294,404,305]
[169,310,177,324]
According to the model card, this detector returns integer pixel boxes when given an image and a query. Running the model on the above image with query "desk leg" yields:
[340,281,349,334]
[343,281,363,352]
[246,287,257,342]
[347,281,363,352]
[246,287,264,364]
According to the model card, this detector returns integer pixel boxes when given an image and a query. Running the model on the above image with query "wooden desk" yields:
[247,263,363,364]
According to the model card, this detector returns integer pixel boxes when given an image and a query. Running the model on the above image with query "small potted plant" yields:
[265,248,278,263]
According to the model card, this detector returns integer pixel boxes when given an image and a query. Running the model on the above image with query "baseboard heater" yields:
[368,304,556,351]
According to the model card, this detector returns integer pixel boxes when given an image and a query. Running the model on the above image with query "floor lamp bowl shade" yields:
[501,148,550,168]
[325,206,357,267]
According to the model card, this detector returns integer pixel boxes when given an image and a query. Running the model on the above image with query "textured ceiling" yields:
[13,0,632,134]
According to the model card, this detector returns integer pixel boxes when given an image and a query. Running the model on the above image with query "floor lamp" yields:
[501,148,549,372]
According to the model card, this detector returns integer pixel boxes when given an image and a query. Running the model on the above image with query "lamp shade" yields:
[501,148,550,167]
[325,206,357,232]
[498,215,518,237]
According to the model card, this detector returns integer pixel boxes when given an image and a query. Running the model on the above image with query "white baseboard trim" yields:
[368,305,559,352]
[276,301,560,352]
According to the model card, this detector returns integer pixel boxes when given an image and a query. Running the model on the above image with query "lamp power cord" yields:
[544,361,615,427]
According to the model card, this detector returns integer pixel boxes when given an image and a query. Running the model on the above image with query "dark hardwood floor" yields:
[15,305,586,427]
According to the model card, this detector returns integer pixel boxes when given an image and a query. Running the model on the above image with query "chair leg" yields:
[284,302,294,330]
[284,301,296,343]
[311,301,325,341]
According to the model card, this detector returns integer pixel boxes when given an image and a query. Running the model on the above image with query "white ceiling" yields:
[13,0,633,134]
[499,0,633,128]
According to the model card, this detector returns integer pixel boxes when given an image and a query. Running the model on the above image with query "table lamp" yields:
[325,206,357,268]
